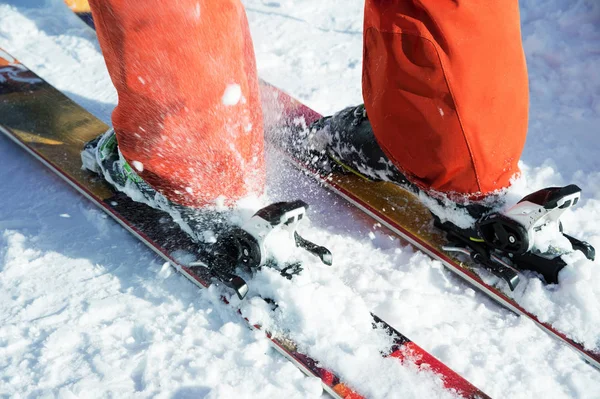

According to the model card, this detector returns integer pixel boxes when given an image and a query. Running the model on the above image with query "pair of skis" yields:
[0,49,488,398]
[11,1,600,394]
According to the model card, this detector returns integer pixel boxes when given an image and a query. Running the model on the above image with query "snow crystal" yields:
[158,261,172,279]
[222,83,242,106]
[132,160,144,172]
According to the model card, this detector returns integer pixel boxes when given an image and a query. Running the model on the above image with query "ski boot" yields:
[82,129,150,191]
[309,105,595,290]
[81,130,332,299]
[308,104,492,219]
[309,104,414,189]
[81,129,229,238]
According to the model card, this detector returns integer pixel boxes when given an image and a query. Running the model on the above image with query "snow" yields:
[1,0,600,398]
[222,83,242,106]
[132,160,144,172]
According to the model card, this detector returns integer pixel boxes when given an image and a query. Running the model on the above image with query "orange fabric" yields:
[89,0,264,207]
[363,0,529,197]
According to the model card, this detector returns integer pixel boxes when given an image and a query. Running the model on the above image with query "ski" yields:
[257,82,600,370]
[0,49,489,398]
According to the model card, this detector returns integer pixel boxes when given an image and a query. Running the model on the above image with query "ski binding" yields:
[443,185,595,290]
[190,200,332,299]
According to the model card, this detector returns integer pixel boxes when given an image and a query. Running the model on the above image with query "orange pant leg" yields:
[363,0,529,198]
[89,0,264,207]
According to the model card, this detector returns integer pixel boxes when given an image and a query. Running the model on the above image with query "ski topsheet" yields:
[0,49,489,398]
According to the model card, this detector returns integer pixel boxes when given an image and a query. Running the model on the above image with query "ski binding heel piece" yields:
[477,184,594,262]
[478,184,584,255]
[443,185,595,290]
[192,200,332,300]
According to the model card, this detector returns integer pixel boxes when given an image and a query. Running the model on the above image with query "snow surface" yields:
[1,0,600,398]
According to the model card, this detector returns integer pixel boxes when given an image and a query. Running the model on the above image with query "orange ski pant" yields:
[89,0,528,207]
[363,0,529,198]
[89,0,265,208]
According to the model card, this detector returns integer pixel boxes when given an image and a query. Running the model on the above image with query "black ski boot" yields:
[309,104,492,220]
[310,104,412,187]
[310,105,595,290]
